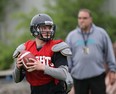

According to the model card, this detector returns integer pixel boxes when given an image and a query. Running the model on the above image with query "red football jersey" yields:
[24,39,63,86]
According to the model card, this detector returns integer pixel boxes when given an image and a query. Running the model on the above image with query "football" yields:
[19,50,36,69]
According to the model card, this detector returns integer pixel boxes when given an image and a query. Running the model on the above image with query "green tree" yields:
[12,8,40,46]
[0,0,21,22]
[0,0,22,70]
[44,0,116,42]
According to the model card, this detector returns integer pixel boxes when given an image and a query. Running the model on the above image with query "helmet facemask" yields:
[36,24,55,42]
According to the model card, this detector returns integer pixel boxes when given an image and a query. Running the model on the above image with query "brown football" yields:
[19,50,36,69]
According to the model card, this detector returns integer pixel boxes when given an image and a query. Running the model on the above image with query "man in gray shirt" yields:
[66,9,116,94]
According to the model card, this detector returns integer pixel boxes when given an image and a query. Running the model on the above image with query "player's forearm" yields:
[44,65,68,81]
[12,67,24,83]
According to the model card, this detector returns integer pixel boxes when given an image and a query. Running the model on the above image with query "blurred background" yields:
[0,0,116,94]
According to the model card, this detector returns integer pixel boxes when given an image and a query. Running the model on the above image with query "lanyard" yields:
[81,31,90,47]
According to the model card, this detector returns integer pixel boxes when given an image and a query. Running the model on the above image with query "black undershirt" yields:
[51,52,68,67]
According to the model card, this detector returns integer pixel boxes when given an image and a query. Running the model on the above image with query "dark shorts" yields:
[73,72,106,94]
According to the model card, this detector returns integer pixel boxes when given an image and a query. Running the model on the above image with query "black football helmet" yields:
[30,14,56,41]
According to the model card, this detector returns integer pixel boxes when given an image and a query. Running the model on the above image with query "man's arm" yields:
[12,43,25,83]
[12,63,25,83]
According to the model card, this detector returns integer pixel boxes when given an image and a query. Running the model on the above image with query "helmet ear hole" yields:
[30,26,39,37]
[53,24,56,31]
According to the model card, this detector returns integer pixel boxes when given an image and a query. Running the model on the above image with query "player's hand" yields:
[16,55,23,69]
[26,58,45,72]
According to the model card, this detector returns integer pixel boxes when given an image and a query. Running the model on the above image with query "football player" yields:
[12,14,73,94]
